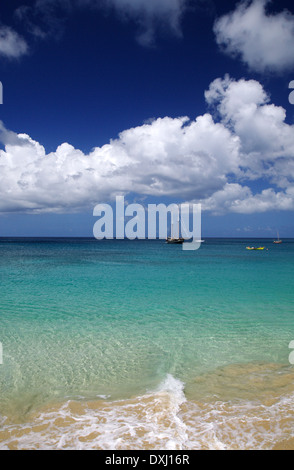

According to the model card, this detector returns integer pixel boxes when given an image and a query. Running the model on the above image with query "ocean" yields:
[0,237,294,450]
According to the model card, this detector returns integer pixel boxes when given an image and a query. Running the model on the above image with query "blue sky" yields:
[0,0,294,237]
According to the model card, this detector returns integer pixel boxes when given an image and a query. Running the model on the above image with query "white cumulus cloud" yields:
[214,0,294,73]
[0,114,240,213]
[1,76,294,215]
[205,75,294,179]
[201,183,294,215]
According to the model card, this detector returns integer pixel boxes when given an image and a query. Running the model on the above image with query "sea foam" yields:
[0,374,189,450]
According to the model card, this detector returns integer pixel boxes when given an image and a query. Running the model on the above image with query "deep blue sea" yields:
[0,237,294,449]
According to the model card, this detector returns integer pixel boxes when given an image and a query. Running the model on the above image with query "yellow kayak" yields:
[246,247,265,250]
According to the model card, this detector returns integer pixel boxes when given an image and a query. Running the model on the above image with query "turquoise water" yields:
[1,238,294,449]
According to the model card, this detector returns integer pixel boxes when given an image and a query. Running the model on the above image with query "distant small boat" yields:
[273,232,282,244]
[166,214,204,245]
[166,237,205,244]
[166,237,185,244]
[246,246,265,250]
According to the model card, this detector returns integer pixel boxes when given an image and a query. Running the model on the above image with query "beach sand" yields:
[1,365,294,450]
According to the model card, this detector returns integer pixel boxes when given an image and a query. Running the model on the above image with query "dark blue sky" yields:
[0,0,294,237]
[0,1,244,150]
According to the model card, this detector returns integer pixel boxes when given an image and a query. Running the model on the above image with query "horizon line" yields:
[0,236,292,240]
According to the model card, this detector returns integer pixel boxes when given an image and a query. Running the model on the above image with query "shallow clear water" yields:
[0,238,294,449]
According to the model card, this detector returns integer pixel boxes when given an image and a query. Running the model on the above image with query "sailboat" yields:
[273,231,282,244]
[166,214,184,244]
[166,211,204,245]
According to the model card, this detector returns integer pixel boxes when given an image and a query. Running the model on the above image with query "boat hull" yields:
[166,238,185,244]
[246,247,265,250]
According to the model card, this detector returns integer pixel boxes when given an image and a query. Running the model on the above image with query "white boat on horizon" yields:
[273,231,282,244]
